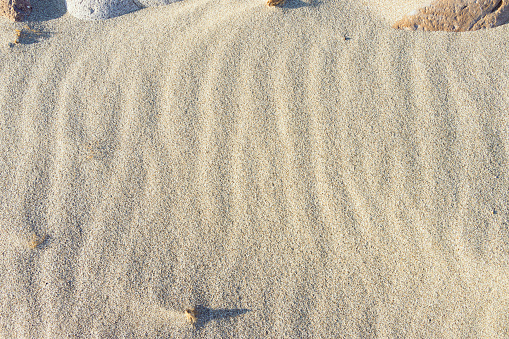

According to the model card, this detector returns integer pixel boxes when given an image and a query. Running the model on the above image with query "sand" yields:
[1,0,509,337]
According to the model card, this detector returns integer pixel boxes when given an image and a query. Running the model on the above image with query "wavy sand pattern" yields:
[1,0,509,337]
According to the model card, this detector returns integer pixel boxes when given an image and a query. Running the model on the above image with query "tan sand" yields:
[393,0,509,31]
[1,0,509,337]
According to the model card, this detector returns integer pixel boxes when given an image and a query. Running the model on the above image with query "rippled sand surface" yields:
[1,0,509,337]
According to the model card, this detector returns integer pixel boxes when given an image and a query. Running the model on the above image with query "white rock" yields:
[66,0,141,20]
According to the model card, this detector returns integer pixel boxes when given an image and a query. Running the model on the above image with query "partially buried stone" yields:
[393,0,509,31]
[66,0,140,20]
[0,0,32,21]
[66,0,181,20]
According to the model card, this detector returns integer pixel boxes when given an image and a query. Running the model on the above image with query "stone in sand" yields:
[66,0,140,20]
[0,0,31,21]
[66,0,181,20]
[393,0,509,31]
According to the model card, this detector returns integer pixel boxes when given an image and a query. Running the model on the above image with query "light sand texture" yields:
[394,0,509,31]
[0,0,31,21]
[1,0,509,337]
[363,0,433,26]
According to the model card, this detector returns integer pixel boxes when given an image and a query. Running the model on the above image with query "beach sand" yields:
[1,0,509,337]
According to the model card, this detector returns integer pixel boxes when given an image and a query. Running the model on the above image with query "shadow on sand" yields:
[193,305,250,329]
[281,0,320,9]
[26,0,67,22]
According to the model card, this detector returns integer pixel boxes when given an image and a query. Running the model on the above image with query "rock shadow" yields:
[26,0,67,22]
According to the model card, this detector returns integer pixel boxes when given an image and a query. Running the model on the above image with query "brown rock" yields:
[393,0,509,31]
[1,0,32,22]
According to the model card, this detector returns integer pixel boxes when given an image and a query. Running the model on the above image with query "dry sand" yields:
[1,0,509,337]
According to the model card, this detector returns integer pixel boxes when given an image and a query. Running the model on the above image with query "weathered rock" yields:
[393,0,509,31]
[0,0,31,21]
[66,0,140,20]
[66,0,182,20]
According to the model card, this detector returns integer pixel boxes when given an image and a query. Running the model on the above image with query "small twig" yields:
[11,25,43,45]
